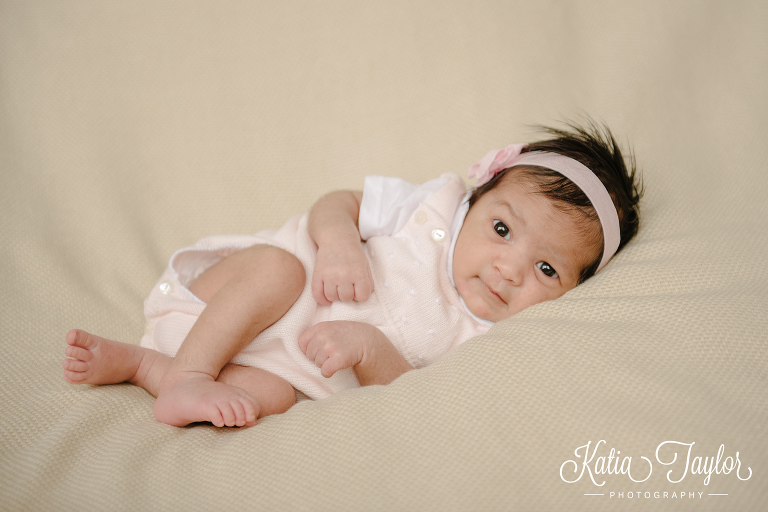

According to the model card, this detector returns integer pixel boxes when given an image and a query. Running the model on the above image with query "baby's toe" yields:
[62,358,88,372]
[217,402,238,427]
[66,329,91,348]
[205,403,225,428]
[241,397,258,424]
[63,369,87,383]
[65,345,92,361]
[229,400,247,427]
[65,329,78,345]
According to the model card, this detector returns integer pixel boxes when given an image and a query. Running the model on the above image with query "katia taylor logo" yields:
[560,440,752,487]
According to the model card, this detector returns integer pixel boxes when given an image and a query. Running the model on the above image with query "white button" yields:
[401,316,408,324]
[428,329,435,335]
[159,281,174,295]
[409,289,415,296]
[414,211,428,225]
[431,228,446,242]
[418,355,424,361]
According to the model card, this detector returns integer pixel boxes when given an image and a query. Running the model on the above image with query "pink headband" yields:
[468,144,620,271]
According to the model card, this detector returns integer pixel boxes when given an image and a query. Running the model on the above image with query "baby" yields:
[63,121,642,428]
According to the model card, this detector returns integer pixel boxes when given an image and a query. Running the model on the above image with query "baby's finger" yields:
[298,325,318,354]
[337,283,355,302]
[304,337,320,362]
[320,353,345,378]
[312,275,331,306]
[313,348,330,369]
[367,265,375,293]
[297,328,309,353]
[353,278,372,302]
[324,282,339,303]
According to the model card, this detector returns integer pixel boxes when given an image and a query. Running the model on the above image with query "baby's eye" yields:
[536,261,558,278]
[493,220,511,240]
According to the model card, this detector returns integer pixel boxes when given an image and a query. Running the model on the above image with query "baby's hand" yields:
[312,241,374,305]
[298,321,374,378]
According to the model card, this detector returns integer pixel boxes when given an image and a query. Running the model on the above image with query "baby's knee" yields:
[247,246,305,297]
[242,245,307,303]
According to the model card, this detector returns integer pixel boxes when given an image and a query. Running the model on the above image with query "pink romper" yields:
[140,173,491,399]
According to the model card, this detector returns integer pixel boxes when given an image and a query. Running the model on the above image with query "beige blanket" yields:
[1,1,766,510]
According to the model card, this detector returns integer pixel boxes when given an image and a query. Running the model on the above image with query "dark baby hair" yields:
[467,120,643,283]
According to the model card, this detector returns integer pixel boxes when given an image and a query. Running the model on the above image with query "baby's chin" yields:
[477,308,513,323]
[460,295,511,323]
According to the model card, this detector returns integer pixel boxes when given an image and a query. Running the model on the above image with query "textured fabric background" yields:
[1,1,766,510]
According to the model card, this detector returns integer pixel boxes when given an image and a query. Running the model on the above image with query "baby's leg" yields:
[154,244,305,427]
[63,329,296,423]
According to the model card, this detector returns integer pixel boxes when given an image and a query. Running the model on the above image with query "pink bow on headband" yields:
[467,143,528,186]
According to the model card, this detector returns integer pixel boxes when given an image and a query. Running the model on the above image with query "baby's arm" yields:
[307,190,374,305]
[298,321,412,385]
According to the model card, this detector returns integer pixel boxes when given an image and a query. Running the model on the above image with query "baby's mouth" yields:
[483,280,507,304]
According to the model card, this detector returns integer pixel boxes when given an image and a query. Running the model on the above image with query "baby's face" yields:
[453,173,601,322]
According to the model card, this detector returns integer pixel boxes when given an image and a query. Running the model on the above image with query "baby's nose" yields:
[496,257,525,286]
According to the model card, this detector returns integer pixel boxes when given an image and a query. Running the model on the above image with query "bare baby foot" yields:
[64,329,258,427]
[153,372,259,428]
[63,329,155,386]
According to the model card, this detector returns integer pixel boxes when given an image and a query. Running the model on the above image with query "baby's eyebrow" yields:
[539,235,580,283]
[498,200,525,227]
[551,251,583,285]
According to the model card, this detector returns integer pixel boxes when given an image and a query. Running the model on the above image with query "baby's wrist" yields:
[315,224,361,249]
[358,325,382,367]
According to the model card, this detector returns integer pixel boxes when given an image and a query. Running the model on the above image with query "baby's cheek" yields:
[457,283,490,320]
[510,289,551,316]
[471,302,492,321]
